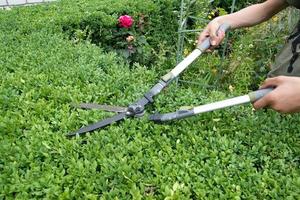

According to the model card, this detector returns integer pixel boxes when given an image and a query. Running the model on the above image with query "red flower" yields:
[118,15,134,28]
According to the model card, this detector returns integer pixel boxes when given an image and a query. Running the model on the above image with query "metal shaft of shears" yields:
[149,88,273,122]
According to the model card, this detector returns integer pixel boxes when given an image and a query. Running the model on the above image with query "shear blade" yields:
[74,103,127,113]
[67,112,127,137]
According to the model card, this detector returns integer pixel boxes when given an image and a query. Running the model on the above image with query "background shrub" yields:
[211,0,264,12]
[0,0,184,66]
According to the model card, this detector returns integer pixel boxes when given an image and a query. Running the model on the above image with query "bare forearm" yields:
[197,0,289,50]
[217,0,288,29]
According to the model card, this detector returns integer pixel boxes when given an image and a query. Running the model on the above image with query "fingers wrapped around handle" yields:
[248,88,274,103]
[197,23,231,52]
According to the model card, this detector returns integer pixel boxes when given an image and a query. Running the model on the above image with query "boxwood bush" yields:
[0,0,299,199]
[0,0,188,67]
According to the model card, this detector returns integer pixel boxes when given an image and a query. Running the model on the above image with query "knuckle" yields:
[271,102,290,113]
[252,102,260,110]
[276,75,286,83]
[266,93,276,103]
[272,104,285,113]
[262,78,270,85]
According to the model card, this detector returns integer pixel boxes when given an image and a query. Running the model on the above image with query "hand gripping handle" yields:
[248,88,274,102]
[196,23,231,52]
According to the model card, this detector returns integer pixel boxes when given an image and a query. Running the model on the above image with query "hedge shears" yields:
[67,24,272,137]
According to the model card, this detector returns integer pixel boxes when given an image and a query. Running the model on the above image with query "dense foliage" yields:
[0,0,184,66]
[0,0,299,199]
[211,0,264,12]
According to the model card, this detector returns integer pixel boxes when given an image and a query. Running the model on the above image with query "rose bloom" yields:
[118,15,134,28]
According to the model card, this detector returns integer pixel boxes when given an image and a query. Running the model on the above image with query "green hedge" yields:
[0,0,185,66]
[0,1,299,199]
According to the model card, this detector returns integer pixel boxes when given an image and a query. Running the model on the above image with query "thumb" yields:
[209,22,221,46]
[259,76,283,89]
[197,28,210,45]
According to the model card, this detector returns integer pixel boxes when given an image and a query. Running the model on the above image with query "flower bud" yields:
[126,35,135,42]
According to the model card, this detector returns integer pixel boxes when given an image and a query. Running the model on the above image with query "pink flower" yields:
[118,15,134,28]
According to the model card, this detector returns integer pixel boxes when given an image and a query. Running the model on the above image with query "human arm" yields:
[198,0,289,47]
[253,76,300,113]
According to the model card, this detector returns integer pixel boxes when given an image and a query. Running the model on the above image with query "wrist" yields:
[213,16,235,29]
[213,15,233,28]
